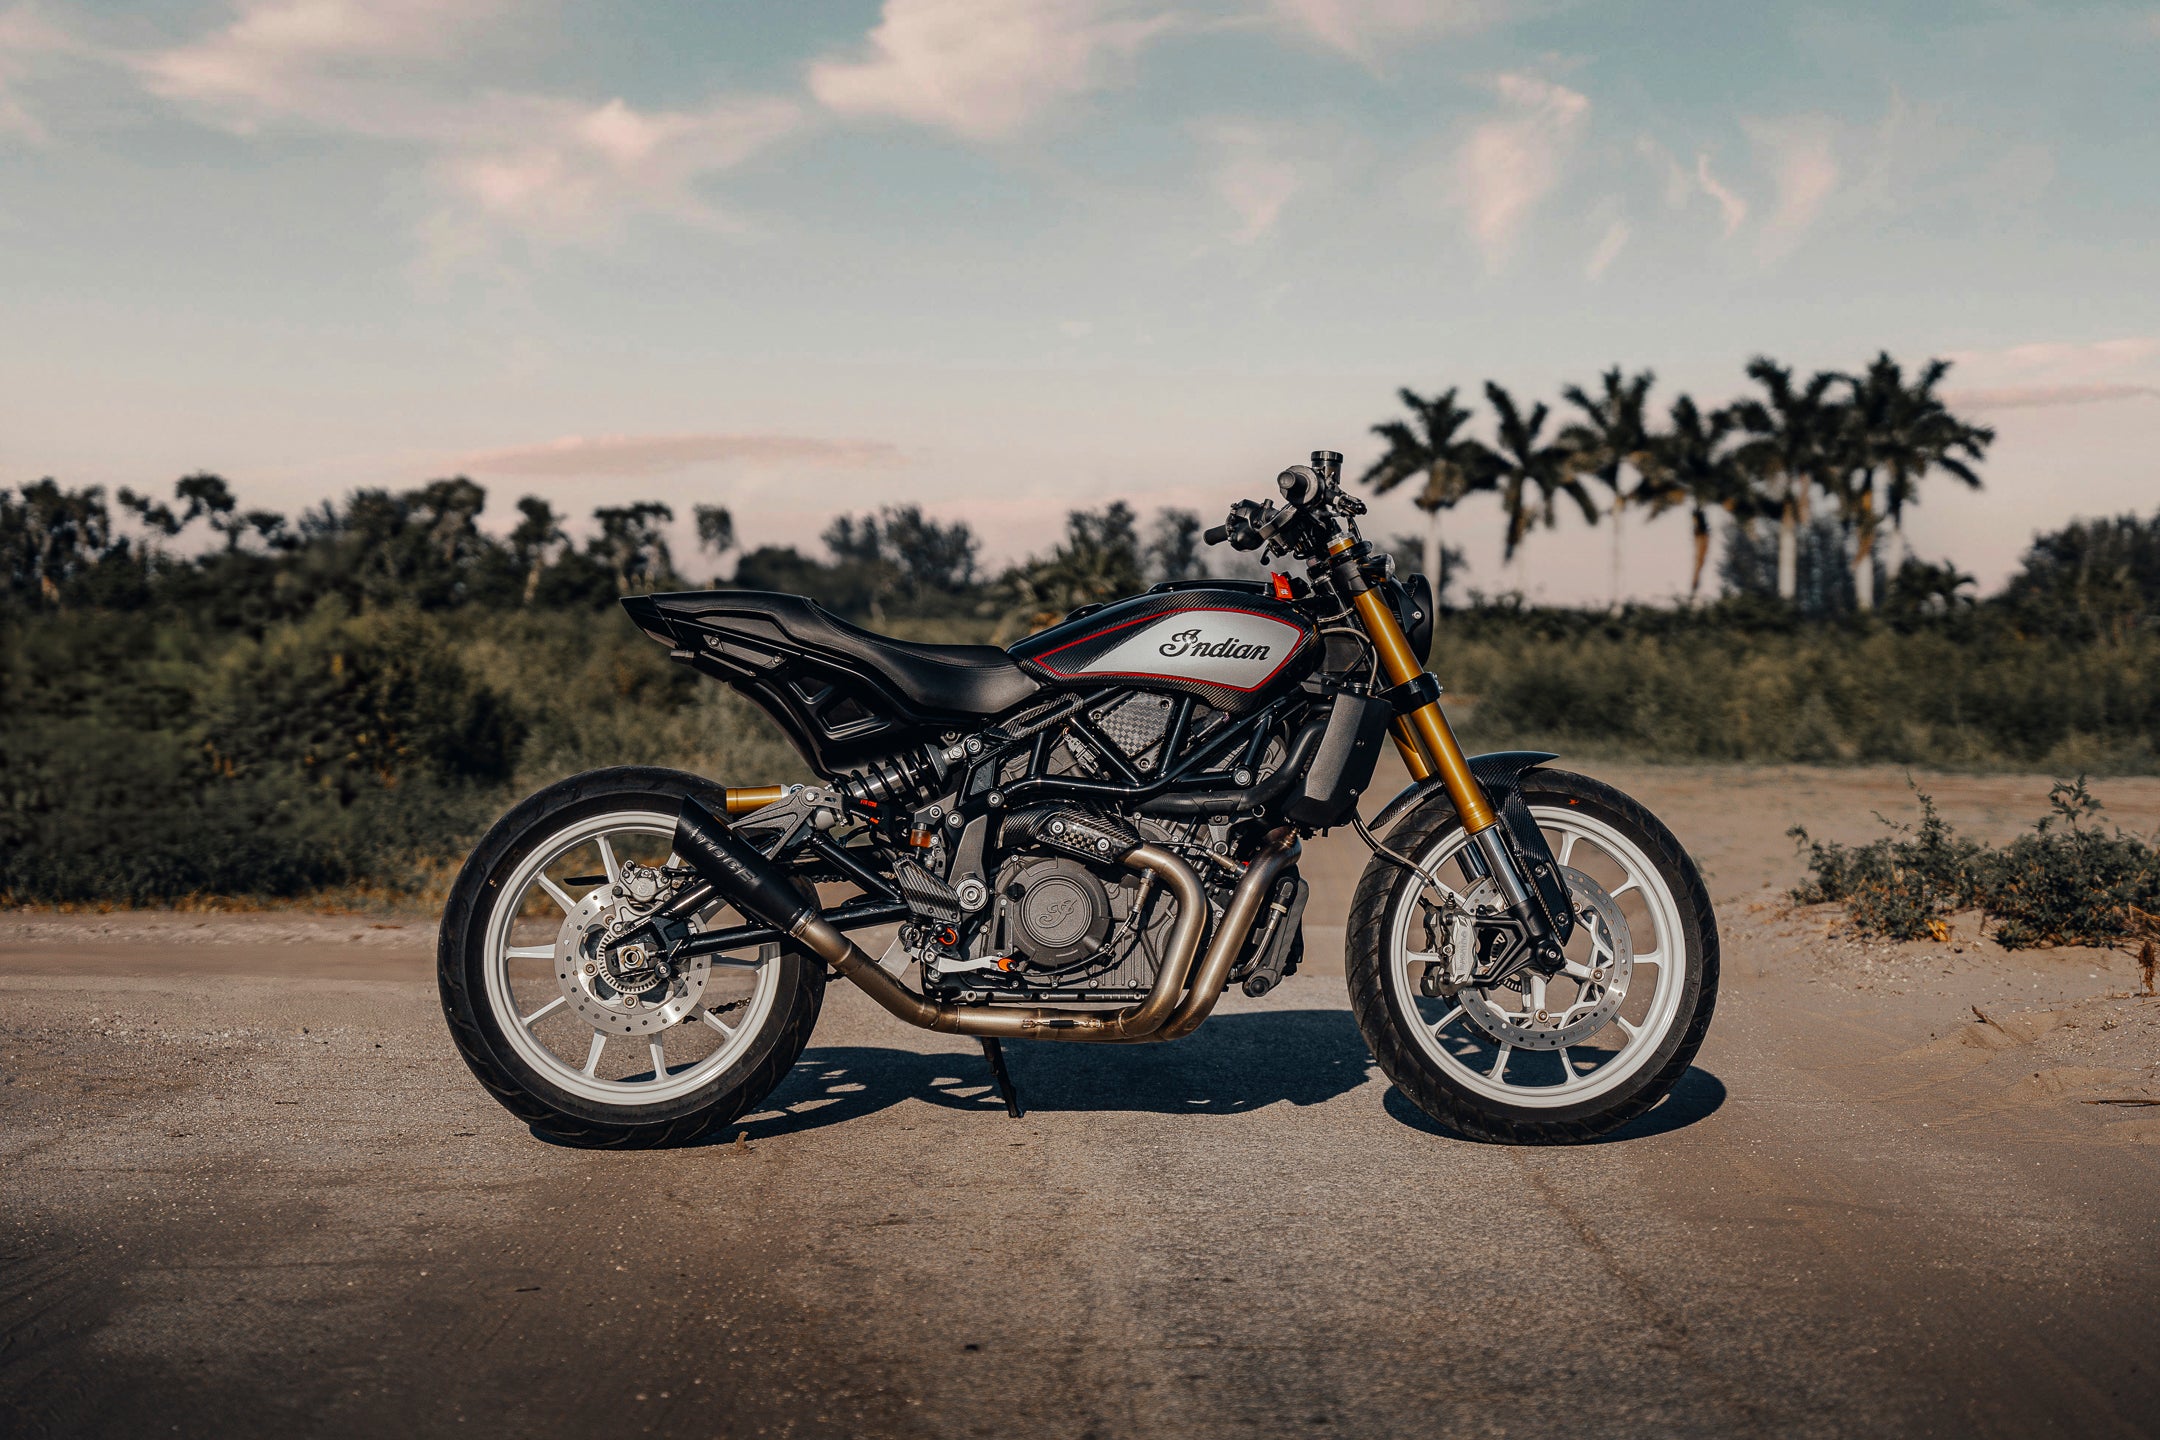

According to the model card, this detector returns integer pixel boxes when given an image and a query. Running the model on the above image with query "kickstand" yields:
[979,1036,1023,1119]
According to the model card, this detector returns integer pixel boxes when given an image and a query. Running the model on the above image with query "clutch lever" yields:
[1207,498,1276,552]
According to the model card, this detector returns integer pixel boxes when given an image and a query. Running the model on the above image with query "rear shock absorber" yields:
[838,743,945,809]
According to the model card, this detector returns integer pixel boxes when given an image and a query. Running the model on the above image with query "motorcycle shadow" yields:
[1381,1064,1728,1144]
[725,1008,1725,1144]
[732,1008,1374,1140]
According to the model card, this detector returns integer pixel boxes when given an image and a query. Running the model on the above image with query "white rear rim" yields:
[481,808,781,1107]
[1384,805,1687,1109]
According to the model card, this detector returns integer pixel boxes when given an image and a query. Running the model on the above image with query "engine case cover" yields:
[1009,589,1318,715]
[997,857,1114,969]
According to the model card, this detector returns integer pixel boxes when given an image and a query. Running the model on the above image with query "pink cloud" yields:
[141,0,506,126]
[1694,151,1747,236]
[457,433,903,480]
[808,0,1171,141]
[1270,0,1497,64]
[142,1,801,263]
[1744,114,1839,262]
[1947,383,2160,411]
[1943,337,2160,412]
[1455,73,1588,271]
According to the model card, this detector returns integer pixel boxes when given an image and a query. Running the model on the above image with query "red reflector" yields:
[1270,572,1293,601]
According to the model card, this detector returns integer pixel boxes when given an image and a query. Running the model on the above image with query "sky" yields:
[2,0,2156,603]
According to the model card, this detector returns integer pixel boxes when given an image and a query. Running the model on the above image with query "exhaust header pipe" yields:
[670,796,1298,1044]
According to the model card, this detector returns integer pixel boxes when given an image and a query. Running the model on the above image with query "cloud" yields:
[1211,134,1299,242]
[0,4,80,142]
[1694,151,1747,236]
[1270,0,1495,64]
[1584,216,1627,280]
[808,0,1171,141]
[1943,337,2160,412]
[140,1,800,262]
[1743,114,1838,262]
[1194,117,1344,244]
[1454,72,1587,271]
[456,433,903,480]
[1949,383,2160,411]
[141,0,506,131]
[419,95,801,263]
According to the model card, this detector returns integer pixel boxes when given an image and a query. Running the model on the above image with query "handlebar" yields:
[1202,450,1363,562]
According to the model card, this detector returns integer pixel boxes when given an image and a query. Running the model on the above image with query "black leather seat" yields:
[644,591,1043,718]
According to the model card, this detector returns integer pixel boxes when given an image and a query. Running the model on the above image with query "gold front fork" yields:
[1345,564,1497,835]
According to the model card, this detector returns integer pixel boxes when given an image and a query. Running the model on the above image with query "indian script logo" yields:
[1157,628,1272,662]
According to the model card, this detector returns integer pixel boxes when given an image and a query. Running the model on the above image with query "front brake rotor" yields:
[1457,867,1633,1051]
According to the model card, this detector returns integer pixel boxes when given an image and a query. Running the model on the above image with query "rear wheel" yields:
[1346,769,1718,1144]
[438,766,824,1148]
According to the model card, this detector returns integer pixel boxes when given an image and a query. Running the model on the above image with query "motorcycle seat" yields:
[634,591,1043,718]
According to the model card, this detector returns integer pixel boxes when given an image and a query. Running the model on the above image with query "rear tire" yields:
[1345,769,1718,1144]
[438,766,824,1149]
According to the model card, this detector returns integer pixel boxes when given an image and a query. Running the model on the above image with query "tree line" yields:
[6,345,2156,647]
[0,468,1226,636]
[1359,352,1995,611]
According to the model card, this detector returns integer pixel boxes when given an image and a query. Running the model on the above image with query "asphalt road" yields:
[6,764,2160,1438]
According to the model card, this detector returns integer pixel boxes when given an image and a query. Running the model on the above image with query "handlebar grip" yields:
[1203,523,1230,546]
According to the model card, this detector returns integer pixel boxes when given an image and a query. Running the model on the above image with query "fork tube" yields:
[1388,717,1434,782]
[1336,542,1497,834]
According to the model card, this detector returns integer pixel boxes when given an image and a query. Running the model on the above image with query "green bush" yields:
[0,607,803,905]
[1440,607,2160,771]
[1791,777,2160,949]
[201,608,523,797]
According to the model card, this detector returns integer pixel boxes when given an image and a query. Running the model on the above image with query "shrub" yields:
[1791,777,2160,949]
[200,608,523,798]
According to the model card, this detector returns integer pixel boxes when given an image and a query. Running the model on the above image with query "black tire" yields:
[438,766,825,1149]
[1345,769,1718,1144]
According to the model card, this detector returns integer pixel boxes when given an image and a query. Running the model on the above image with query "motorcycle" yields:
[439,451,1718,1146]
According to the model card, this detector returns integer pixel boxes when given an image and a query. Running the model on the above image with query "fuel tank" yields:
[1008,585,1319,715]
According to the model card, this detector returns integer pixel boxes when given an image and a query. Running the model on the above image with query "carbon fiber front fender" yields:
[1367,749,1560,837]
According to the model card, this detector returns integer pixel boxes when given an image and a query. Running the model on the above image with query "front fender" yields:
[1367,750,1559,836]
[1367,748,1573,946]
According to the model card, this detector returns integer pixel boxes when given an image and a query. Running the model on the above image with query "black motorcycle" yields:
[439,452,1718,1145]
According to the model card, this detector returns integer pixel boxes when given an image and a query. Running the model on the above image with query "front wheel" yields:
[1346,769,1718,1144]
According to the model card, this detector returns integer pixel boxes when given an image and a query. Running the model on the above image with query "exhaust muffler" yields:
[671,796,1298,1043]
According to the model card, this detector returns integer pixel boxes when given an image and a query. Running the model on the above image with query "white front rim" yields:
[1384,806,1687,1109]
[481,809,781,1107]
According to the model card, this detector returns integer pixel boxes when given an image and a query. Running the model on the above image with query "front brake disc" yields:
[1457,867,1633,1051]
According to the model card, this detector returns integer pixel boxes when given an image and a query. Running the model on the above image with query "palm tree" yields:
[1485,381,1596,595]
[1358,387,1496,589]
[1559,367,1655,609]
[1860,353,1993,606]
[694,503,736,585]
[593,502,676,595]
[1637,394,1753,603]
[509,497,565,605]
[1730,358,1842,603]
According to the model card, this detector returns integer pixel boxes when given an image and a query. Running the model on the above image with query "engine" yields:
[827,642,1325,1002]
[920,819,1191,1003]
